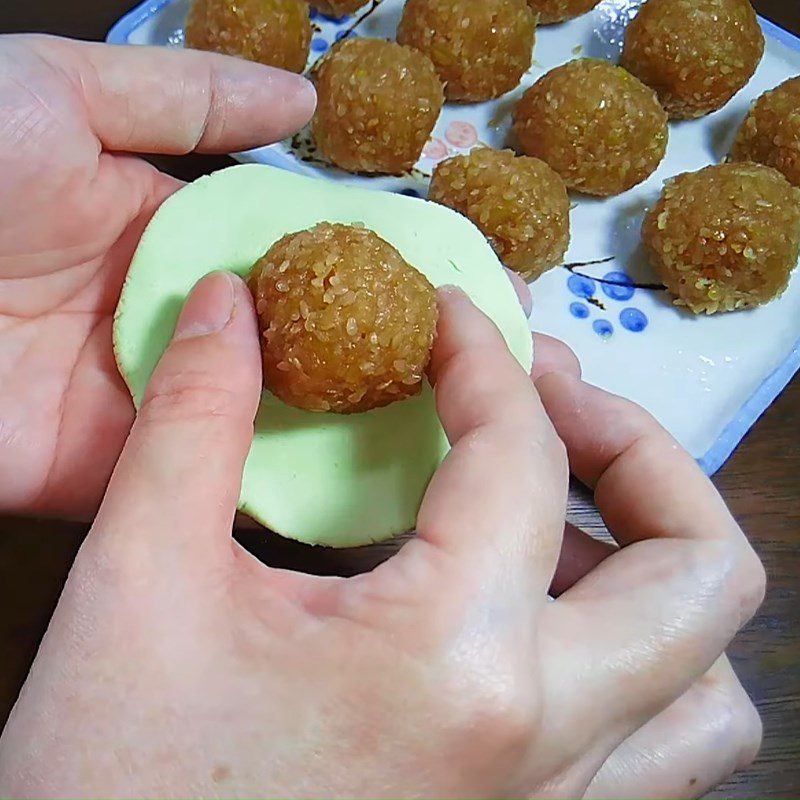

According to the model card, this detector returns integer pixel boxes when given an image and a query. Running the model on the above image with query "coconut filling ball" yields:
[185,0,311,73]
[248,223,438,414]
[513,58,668,197]
[621,0,764,120]
[642,162,800,314]
[397,0,537,102]
[312,37,445,175]
[429,148,570,281]
[730,76,800,187]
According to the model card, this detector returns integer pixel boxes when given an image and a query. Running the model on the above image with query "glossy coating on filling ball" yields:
[642,162,800,314]
[526,0,600,24]
[185,0,311,73]
[621,0,764,119]
[248,223,438,413]
[730,76,800,187]
[397,0,537,102]
[513,59,668,196]
[429,148,570,280]
[312,38,444,174]
[310,0,367,17]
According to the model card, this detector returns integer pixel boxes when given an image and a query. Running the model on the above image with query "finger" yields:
[94,272,262,553]
[500,271,584,380]
[531,333,581,381]
[501,270,580,382]
[504,267,533,317]
[537,374,765,741]
[536,373,750,549]
[413,286,568,591]
[29,35,316,154]
[586,657,762,799]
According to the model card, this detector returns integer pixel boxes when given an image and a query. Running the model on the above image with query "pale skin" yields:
[0,34,765,799]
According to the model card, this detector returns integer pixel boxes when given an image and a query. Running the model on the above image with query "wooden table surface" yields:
[1,1,798,796]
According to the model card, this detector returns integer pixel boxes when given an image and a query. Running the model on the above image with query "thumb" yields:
[94,272,262,554]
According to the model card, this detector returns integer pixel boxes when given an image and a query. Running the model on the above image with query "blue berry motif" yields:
[565,266,650,338]
[311,37,329,52]
[600,271,635,301]
[397,187,421,198]
[619,307,648,332]
[569,302,590,319]
[567,274,596,299]
[593,319,614,338]
[336,29,355,41]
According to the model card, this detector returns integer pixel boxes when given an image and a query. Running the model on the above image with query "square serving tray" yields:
[108,0,800,474]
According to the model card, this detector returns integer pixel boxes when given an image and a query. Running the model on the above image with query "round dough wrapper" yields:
[114,165,533,548]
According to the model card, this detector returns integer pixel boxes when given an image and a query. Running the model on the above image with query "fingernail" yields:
[504,267,533,318]
[262,66,317,114]
[174,272,235,341]
[437,284,470,303]
[295,75,318,111]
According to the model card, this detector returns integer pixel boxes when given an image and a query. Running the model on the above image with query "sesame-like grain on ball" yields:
[185,0,311,73]
[513,58,668,196]
[621,0,764,119]
[312,37,444,174]
[397,0,537,102]
[642,162,800,313]
[249,223,438,413]
[730,76,800,187]
[430,148,570,280]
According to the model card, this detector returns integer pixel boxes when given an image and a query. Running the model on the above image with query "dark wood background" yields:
[1,2,798,796]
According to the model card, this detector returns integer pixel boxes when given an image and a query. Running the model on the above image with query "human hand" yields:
[0,273,764,798]
[0,34,315,519]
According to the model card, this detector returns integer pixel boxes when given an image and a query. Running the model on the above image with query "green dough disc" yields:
[114,164,533,548]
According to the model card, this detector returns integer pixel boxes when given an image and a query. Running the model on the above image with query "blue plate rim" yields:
[106,0,800,476]
[107,0,174,42]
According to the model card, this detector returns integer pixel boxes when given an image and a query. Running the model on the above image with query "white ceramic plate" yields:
[108,0,800,474]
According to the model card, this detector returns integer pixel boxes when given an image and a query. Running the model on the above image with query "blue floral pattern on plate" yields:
[308,4,360,54]
[566,269,649,338]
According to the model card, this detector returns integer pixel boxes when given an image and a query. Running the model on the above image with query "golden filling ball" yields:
[513,59,668,196]
[527,0,601,24]
[310,0,366,17]
[642,163,800,314]
[621,0,764,120]
[185,0,311,73]
[730,76,800,187]
[312,38,444,175]
[248,223,438,414]
[397,0,537,102]
[429,148,570,280]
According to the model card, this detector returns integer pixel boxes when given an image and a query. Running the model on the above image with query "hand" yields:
[0,274,764,798]
[0,34,315,518]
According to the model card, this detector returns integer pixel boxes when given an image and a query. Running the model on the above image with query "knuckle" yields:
[441,345,506,399]
[611,395,665,440]
[733,546,767,625]
[697,675,763,771]
[190,63,223,151]
[733,693,763,769]
[692,539,766,630]
[451,665,538,759]
[472,688,538,758]
[139,371,242,426]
